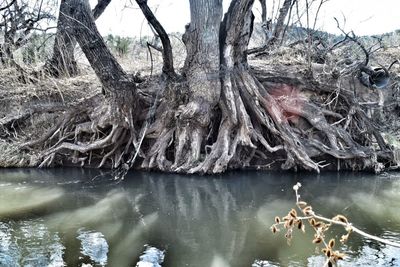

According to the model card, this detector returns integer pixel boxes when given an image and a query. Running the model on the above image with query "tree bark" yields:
[183,0,223,106]
[43,0,78,77]
[43,0,111,77]
[66,0,137,128]
[173,0,223,168]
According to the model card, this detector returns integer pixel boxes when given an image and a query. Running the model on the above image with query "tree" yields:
[259,0,270,41]
[269,0,294,45]
[43,0,111,77]
[0,0,53,66]
[21,0,396,175]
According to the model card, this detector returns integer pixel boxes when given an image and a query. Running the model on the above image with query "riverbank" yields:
[1,45,399,172]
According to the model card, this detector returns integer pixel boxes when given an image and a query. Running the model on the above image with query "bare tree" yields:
[0,0,53,66]
[248,0,295,54]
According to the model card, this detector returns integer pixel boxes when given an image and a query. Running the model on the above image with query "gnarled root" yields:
[142,65,393,174]
[24,91,141,169]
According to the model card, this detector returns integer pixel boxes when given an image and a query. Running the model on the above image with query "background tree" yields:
[269,0,295,45]
[0,0,54,66]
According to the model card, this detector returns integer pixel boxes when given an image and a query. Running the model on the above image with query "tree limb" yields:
[92,0,111,20]
[135,0,176,79]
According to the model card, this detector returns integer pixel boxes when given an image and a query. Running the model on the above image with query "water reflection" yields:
[0,169,398,266]
[0,185,64,219]
[77,229,109,266]
[0,220,64,267]
[136,246,164,267]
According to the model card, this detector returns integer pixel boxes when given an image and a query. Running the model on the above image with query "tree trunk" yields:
[183,0,223,106]
[269,0,293,45]
[31,0,140,171]
[142,0,223,171]
[259,0,269,41]
[43,0,111,77]
[0,43,13,66]
[92,0,112,20]
[43,0,78,77]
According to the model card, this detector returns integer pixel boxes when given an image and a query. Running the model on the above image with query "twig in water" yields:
[271,182,400,267]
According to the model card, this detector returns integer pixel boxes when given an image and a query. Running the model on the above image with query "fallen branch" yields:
[271,182,400,267]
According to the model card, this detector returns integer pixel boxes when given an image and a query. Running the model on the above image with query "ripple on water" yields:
[0,220,65,267]
[252,260,280,267]
[0,221,20,267]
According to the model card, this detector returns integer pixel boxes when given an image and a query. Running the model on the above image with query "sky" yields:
[91,0,400,37]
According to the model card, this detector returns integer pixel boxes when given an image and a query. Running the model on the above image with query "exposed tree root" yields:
[137,0,394,174]
[21,93,143,171]
[16,65,395,174]
[12,0,397,175]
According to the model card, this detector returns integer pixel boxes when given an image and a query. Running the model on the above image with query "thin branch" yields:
[292,183,400,248]
[135,0,176,79]
[0,0,17,12]
[312,214,400,248]
[334,17,369,66]
[92,0,112,20]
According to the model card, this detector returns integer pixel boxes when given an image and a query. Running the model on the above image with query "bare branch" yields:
[334,17,369,66]
[135,0,176,79]
[0,0,17,12]
[92,0,111,20]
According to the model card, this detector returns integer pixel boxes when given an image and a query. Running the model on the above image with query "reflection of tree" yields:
[131,172,292,267]
[143,174,246,266]
[1,170,400,266]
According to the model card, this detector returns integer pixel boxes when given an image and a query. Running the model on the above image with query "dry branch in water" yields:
[271,183,400,267]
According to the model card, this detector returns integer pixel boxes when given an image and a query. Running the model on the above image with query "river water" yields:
[0,168,399,267]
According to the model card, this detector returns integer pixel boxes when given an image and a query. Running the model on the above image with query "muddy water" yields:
[0,168,399,267]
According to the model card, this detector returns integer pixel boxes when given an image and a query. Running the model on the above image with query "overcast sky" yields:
[91,0,400,37]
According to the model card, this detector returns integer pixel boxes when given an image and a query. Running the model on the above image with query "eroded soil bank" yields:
[0,46,399,173]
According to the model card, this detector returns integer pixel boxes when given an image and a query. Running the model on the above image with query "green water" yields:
[0,169,399,267]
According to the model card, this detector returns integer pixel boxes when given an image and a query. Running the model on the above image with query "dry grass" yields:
[0,66,102,167]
